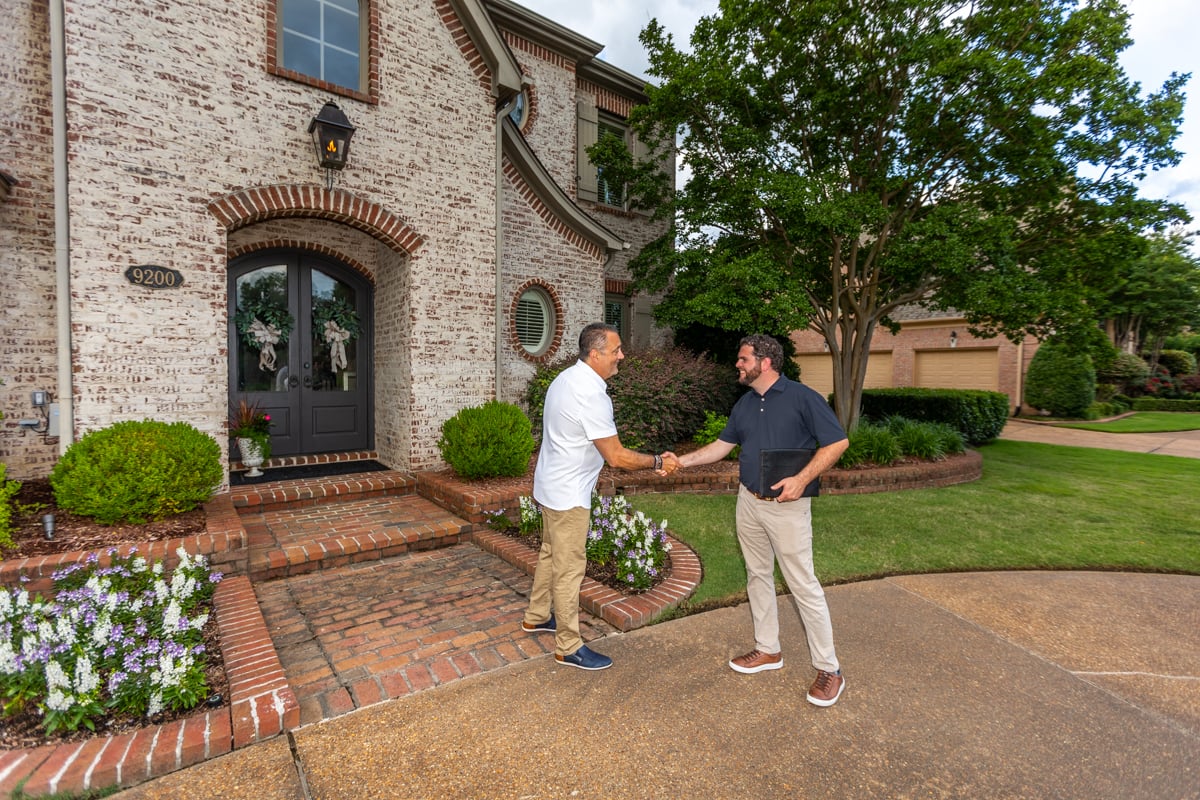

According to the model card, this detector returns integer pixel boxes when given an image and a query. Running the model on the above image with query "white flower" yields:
[75,655,99,695]
[0,642,17,674]
[90,616,113,647]
[45,660,71,691]
[46,687,73,712]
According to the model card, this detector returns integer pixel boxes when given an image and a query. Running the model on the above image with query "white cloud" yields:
[515,0,1198,241]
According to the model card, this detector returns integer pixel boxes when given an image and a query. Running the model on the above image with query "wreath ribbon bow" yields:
[248,318,282,372]
[324,320,351,374]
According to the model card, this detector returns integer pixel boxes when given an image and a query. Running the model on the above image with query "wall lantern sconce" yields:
[308,101,356,190]
[949,330,958,348]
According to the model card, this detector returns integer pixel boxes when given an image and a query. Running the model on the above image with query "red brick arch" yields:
[207,185,425,256]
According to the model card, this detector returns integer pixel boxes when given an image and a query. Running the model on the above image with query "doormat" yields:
[229,459,391,486]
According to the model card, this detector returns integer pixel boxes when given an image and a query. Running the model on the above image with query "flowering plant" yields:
[488,495,671,593]
[0,548,222,734]
[587,495,671,591]
[229,399,272,460]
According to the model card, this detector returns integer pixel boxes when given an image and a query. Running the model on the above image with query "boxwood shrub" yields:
[438,401,535,479]
[50,420,222,525]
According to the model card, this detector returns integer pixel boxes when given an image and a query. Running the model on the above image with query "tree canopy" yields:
[600,0,1190,428]
[1098,228,1200,363]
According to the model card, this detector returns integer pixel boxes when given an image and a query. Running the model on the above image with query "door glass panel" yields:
[310,268,359,392]
[235,265,293,392]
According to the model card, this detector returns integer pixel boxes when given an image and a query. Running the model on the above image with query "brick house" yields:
[0,0,671,480]
[790,307,1040,415]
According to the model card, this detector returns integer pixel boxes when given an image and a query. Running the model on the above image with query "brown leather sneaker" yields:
[728,648,783,674]
[807,669,845,706]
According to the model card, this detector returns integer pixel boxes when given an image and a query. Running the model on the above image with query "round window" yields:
[515,286,553,356]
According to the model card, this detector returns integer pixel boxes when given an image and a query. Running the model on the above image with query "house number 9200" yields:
[125,265,183,289]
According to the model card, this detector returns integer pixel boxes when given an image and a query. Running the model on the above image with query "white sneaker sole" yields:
[729,658,783,674]
[807,678,845,707]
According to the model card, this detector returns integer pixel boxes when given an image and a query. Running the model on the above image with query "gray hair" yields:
[579,322,618,358]
[739,334,784,372]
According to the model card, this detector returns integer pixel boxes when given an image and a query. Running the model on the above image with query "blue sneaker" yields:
[556,645,612,671]
[522,613,555,633]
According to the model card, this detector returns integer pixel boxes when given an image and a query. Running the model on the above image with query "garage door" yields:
[914,349,998,391]
[795,352,893,398]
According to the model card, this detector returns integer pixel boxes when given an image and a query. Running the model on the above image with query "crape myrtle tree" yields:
[1099,228,1200,366]
[593,0,1190,430]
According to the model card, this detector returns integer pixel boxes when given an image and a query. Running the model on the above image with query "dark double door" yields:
[228,250,372,456]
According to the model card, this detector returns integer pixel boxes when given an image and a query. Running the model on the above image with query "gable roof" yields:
[501,118,625,253]
[446,0,524,99]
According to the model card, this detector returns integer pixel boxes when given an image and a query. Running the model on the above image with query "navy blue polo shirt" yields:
[720,376,848,495]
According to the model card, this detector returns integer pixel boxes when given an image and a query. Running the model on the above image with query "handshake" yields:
[654,452,681,477]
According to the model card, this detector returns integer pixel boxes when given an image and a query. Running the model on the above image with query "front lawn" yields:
[1055,411,1200,433]
[631,440,1200,613]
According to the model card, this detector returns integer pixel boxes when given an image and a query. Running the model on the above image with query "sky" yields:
[515,0,1199,245]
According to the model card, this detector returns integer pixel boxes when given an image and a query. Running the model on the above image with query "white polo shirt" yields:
[533,359,618,511]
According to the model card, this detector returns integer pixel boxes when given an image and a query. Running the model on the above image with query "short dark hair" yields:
[739,334,785,372]
[579,322,618,358]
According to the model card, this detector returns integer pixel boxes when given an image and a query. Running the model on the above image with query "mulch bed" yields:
[4,479,208,560]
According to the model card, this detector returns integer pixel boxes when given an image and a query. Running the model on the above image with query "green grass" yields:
[631,440,1200,617]
[1055,411,1200,433]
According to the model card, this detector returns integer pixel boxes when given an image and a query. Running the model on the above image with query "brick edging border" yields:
[0,576,296,798]
[472,529,702,631]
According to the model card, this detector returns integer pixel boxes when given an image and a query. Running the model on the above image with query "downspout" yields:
[495,104,508,401]
[51,0,74,452]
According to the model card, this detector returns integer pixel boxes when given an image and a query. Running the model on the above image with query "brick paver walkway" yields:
[255,543,617,726]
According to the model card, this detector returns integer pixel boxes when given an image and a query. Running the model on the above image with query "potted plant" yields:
[229,399,272,477]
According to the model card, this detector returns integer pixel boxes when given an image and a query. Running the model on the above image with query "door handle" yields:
[289,375,299,389]
[303,375,312,388]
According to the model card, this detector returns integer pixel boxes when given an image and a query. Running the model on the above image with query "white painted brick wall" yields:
[0,0,669,478]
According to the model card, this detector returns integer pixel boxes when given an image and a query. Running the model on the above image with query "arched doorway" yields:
[228,249,373,456]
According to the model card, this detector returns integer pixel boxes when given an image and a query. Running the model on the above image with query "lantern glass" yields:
[308,102,355,171]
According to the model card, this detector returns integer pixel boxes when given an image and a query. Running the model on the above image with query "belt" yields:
[742,484,777,502]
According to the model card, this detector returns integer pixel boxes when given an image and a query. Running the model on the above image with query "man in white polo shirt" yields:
[522,322,680,670]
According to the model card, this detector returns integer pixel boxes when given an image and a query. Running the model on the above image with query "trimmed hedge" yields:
[854,388,1009,445]
[1131,397,1200,412]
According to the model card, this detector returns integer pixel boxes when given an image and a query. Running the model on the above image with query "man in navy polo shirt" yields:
[679,334,850,706]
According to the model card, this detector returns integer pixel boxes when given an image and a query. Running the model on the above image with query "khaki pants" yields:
[735,484,839,673]
[524,505,590,657]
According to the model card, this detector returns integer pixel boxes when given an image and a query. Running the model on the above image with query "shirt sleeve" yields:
[579,386,618,441]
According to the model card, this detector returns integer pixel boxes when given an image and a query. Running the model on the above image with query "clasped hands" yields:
[654,452,681,476]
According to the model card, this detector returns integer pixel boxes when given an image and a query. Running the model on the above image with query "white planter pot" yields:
[236,437,265,477]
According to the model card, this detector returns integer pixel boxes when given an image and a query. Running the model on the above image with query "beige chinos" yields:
[525,506,591,657]
[735,484,839,673]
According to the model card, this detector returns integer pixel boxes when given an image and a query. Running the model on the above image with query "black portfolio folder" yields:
[758,448,820,498]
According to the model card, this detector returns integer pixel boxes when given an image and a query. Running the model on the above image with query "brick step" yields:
[242,490,471,582]
[228,468,418,514]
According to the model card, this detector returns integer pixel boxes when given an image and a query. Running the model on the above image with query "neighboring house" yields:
[790,306,1040,415]
[0,0,671,480]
